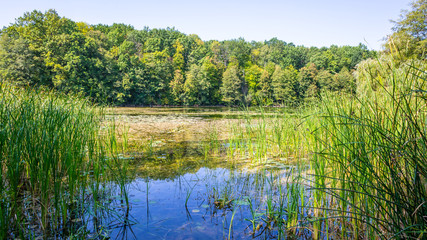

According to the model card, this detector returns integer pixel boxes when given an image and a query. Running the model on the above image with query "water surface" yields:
[99,107,308,239]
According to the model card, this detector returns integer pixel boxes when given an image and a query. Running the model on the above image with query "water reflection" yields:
[96,107,310,239]
[94,163,308,239]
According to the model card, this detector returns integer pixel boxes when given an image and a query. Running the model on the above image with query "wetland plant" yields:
[210,57,426,239]
[309,58,427,239]
[0,84,129,238]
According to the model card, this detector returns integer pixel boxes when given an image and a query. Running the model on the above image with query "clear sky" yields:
[0,0,413,50]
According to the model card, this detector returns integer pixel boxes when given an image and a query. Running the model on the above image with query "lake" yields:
[96,107,314,239]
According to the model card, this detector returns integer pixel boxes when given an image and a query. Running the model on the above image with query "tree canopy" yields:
[386,0,427,60]
[0,9,376,106]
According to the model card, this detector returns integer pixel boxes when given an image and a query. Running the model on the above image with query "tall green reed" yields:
[194,57,426,238]
[311,57,427,239]
[212,57,426,239]
[0,83,128,238]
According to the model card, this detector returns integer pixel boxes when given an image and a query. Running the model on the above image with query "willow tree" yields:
[386,0,427,59]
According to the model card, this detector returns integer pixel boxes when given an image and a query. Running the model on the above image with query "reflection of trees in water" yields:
[126,140,231,181]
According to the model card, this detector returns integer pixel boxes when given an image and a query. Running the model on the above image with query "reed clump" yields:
[310,57,427,239]
[221,107,318,164]
[0,83,125,238]
[218,56,426,239]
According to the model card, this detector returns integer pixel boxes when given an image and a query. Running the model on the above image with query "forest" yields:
[0,10,375,106]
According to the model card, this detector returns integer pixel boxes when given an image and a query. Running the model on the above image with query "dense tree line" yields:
[0,10,376,106]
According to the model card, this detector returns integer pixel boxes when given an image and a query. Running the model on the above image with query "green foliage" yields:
[317,67,355,94]
[221,53,427,238]
[200,57,223,104]
[333,67,355,94]
[170,69,185,104]
[244,63,263,104]
[308,44,373,72]
[316,69,334,91]
[173,39,185,71]
[298,63,319,102]
[183,64,201,105]
[386,0,427,60]
[220,65,243,105]
[0,35,37,85]
[0,9,374,106]
[313,56,427,239]
[272,65,298,105]
[256,68,273,105]
[141,50,174,105]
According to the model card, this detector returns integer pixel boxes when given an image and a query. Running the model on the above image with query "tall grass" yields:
[214,56,426,238]
[221,106,317,164]
[311,57,427,239]
[0,83,127,238]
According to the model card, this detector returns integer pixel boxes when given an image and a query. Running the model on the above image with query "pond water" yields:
[98,107,311,239]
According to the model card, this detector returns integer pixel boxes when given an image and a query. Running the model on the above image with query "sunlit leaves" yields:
[386,0,427,59]
[0,9,374,106]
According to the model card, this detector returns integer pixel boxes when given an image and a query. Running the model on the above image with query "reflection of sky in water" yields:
[102,167,303,240]
[97,107,310,239]
[125,168,233,239]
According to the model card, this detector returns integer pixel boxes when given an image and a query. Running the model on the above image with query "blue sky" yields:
[0,0,412,50]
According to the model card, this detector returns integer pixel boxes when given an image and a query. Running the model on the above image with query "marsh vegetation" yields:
[1,0,426,239]
[0,84,133,238]
[1,62,426,239]
[103,60,427,238]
